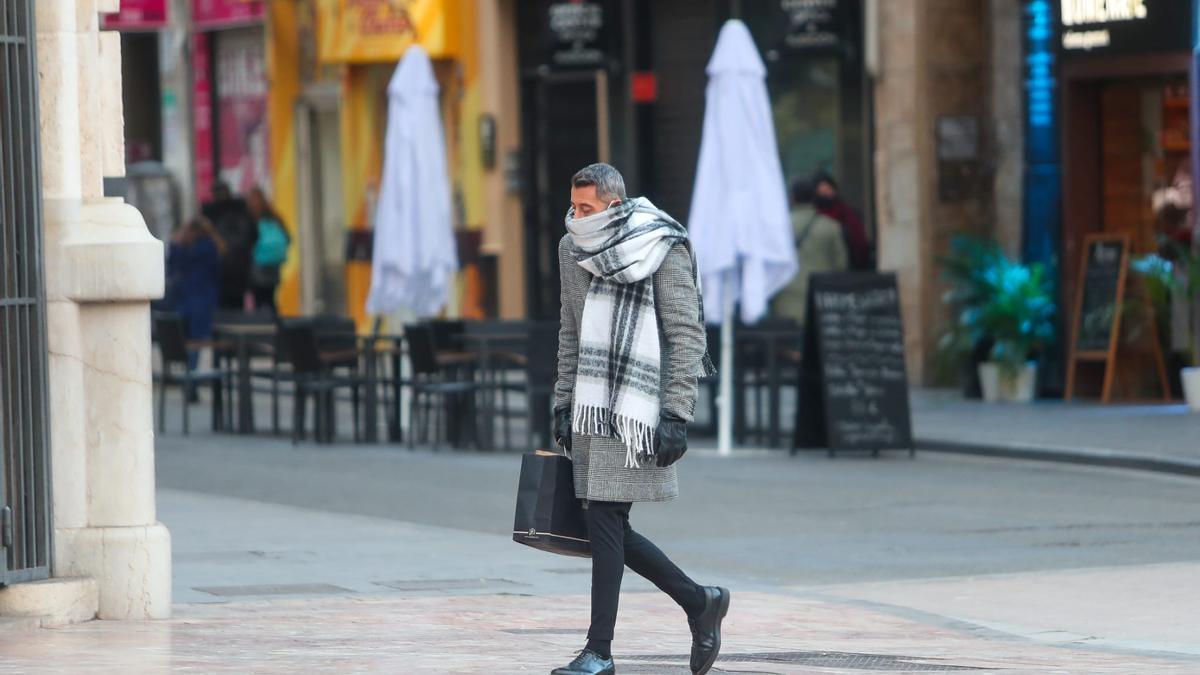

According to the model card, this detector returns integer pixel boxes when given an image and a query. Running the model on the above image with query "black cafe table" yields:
[357,333,406,444]
[214,322,277,434]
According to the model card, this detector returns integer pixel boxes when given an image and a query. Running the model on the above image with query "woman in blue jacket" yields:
[167,216,225,385]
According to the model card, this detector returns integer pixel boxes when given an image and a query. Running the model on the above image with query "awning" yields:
[192,0,265,31]
[102,0,169,30]
[316,0,463,64]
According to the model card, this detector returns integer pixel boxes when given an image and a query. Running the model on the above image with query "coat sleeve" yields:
[554,235,585,412]
[654,242,707,422]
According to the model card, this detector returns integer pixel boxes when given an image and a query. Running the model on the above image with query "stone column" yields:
[873,0,932,382]
[477,0,526,319]
[35,0,171,620]
[988,0,1025,259]
[872,0,1006,384]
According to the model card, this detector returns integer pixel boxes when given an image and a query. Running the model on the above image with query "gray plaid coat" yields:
[555,235,708,502]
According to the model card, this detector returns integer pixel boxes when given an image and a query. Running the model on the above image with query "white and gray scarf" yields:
[566,197,713,468]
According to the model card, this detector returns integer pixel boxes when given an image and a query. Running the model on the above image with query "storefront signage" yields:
[191,33,215,203]
[1057,0,1190,55]
[547,1,608,68]
[316,0,457,63]
[936,116,980,202]
[215,28,269,194]
[192,0,264,30]
[1021,1,1061,269]
[101,0,168,30]
[780,0,842,50]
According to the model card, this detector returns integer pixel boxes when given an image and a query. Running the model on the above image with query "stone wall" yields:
[872,0,1024,384]
[34,0,171,620]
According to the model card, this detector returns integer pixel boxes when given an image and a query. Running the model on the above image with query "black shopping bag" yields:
[512,452,591,558]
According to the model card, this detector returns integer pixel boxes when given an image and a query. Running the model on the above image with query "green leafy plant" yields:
[1132,241,1200,367]
[938,235,1057,377]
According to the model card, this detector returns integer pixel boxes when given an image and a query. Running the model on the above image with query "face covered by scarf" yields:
[565,197,701,468]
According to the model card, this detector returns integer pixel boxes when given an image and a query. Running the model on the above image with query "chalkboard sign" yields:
[1064,233,1168,403]
[546,1,609,69]
[1074,237,1128,353]
[792,273,914,457]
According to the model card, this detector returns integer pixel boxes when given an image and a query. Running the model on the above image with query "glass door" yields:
[520,70,610,319]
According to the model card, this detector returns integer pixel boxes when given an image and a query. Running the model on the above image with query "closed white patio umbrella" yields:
[366,45,458,318]
[688,20,798,455]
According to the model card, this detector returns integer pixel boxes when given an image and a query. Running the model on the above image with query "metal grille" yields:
[0,0,52,586]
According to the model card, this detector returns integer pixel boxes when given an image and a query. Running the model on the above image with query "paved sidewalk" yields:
[3,488,1198,673]
[912,389,1200,476]
[2,590,1194,674]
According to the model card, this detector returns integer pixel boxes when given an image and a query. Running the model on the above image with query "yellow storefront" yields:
[266,0,490,328]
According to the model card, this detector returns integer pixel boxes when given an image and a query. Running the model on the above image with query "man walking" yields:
[551,163,729,675]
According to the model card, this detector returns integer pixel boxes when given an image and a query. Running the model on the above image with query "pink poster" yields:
[214,29,269,195]
[102,0,168,30]
[191,32,215,203]
[192,0,264,30]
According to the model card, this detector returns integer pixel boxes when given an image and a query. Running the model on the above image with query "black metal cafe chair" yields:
[153,313,231,435]
[405,323,476,451]
[282,322,363,444]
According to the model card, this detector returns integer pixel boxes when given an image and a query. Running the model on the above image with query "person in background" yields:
[202,181,258,311]
[813,171,873,270]
[167,216,225,399]
[246,186,291,313]
[770,178,849,325]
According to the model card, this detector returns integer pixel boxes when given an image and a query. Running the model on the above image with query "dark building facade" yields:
[514,0,870,319]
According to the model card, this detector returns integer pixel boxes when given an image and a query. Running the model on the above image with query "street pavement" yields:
[3,432,1200,672]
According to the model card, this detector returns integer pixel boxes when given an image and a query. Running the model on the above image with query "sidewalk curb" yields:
[917,438,1200,479]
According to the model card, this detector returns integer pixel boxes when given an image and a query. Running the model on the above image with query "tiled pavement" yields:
[2,589,1195,674]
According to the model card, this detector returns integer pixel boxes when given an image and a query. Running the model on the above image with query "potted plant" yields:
[1133,243,1200,411]
[936,236,1006,397]
[939,236,1056,403]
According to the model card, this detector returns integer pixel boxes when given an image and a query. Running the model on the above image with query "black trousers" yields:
[585,500,703,642]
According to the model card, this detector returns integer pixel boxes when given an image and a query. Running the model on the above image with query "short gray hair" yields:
[571,163,626,201]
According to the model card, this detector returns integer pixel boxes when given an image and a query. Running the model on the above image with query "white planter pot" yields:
[977,362,1037,403]
[1182,367,1200,413]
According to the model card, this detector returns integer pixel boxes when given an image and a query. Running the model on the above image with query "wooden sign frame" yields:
[1065,233,1169,403]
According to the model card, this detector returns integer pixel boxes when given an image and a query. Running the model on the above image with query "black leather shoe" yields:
[689,586,730,674]
[551,649,615,675]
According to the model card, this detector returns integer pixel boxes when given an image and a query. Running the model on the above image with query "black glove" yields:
[654,414,688,467]
[553,406,572,456]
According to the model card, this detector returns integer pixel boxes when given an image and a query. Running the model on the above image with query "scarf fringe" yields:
[572,403,658,469]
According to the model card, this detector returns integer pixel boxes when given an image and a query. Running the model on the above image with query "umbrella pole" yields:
[717,271,736,456]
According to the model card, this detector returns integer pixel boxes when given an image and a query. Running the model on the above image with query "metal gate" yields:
[0,0,52,586]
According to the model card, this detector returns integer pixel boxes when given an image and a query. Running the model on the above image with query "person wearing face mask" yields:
[813,171,873,270]
[550,163,727,675]
[770,178,849,326]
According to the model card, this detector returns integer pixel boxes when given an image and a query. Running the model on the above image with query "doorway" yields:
[520,70,611,319]
[296,86,348,317]
[1061,55,1191,399]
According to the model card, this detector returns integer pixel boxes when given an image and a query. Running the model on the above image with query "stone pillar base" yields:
[54,523,172,619]
[0,577,98,627]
